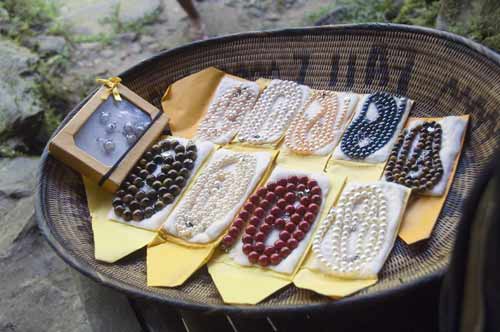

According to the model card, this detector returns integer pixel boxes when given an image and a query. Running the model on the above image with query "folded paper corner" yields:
[147,241,216,287]
[92,220,156,263]
[293,268,377,298]
[207,261,291,305]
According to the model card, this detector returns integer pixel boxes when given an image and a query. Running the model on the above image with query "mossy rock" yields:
[0,38,42,138]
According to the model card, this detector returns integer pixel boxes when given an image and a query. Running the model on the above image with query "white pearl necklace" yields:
[197,84,258,143]
[285,91,351,154]
[312,184,388,274]
[175,152,257,240]
[238,80,304,144]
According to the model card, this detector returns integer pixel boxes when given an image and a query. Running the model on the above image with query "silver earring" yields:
[97,137,115,154]
[123,121,134,135]
[103,139,115,153]
[99,111,110,125]
[125,133,137,145]
[134,123,146,135]
[106,121,117,134]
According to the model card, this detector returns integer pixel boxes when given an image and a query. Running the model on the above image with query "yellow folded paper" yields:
[147,147,279,287]
[276,148,331,172]
[161,67,260,139]
[83,178,156,263]
[398,115,470,244]
[207,173,346,305]
[325,158,386,183]
[147,233,216,287]
[293,265,378,298]
[208,252,292,305]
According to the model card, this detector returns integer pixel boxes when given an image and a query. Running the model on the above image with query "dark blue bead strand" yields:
[340,92,407,160]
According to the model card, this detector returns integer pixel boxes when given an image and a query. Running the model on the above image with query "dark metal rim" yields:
[35,23,499,314]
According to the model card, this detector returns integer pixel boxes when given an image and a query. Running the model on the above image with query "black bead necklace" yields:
[340,92,407,159]
[112,138,197,222]
[385,121,443,192]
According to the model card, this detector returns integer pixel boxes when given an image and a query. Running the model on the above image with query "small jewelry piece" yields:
[102,139,115,154]
[99,111,111,124]
[96,137,116,154]
[238,80,304,144]
[125,133,137,145]
[111,138,198,222]
[222,175,322,267]
[285,91,351,154]
[312,184,388,275]
[123,121,134,135]
[197,84,258,143]
[106,122,117,134]
[134,123,146,135]
[174,152,257,240]
[340,92,407,159]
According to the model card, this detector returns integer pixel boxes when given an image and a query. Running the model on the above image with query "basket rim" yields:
[35,23,499,314]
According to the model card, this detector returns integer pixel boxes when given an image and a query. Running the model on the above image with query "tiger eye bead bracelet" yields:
[112,138,198,221]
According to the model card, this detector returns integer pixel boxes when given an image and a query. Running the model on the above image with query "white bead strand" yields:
[238,80,304,145]
[285,90,352,154]
[197,84,258,143]
[312,184,388,274]
[174,153,257,240]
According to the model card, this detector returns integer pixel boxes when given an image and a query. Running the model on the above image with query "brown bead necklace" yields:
[385,121,443,192]
[111,138,197,221]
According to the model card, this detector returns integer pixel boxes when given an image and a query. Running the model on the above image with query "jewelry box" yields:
[49,79,169,193]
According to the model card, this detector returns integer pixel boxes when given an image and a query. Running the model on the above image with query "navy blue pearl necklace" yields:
[340,92,407,159]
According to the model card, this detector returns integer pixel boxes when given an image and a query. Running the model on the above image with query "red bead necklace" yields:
[222,175,322,267]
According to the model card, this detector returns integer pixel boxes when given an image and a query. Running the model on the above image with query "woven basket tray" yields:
[36,24,500,313]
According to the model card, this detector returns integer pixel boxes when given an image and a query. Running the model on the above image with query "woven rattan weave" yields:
[36,24,500,313]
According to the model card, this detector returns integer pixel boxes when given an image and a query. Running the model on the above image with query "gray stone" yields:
[0,195,36,255]
[36,35,67,54]
[147,42,161,51]
[78,41,101,51]
[0,39,41,137]
[100,48,115,58]
[58,0,119,36]
[0,155,142,331]
[0,7,9,24]
[0,225,142,331]
[129,43,142,54]
[139,34,156,46]
[118,0,161,23]
[267,13,280,21]
[76,274,143,332]
[0,227,92,332]
[0,157,39,198]
[118,31,138,43]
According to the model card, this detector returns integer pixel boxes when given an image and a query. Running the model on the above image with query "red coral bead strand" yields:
[242,176,322,267]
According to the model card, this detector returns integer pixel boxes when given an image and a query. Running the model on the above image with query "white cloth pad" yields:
[310,181,408,279]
